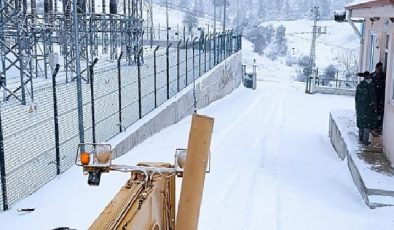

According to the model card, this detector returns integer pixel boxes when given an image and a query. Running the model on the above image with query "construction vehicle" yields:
[75,114,214,230]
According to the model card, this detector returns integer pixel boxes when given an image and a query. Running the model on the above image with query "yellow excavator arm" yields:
[76,114,214,230]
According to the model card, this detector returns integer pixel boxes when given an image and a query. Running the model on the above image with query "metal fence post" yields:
[51,64,61,175]
[204,34,208,73]
[239,35,242,51]
[89,58,99,143]
[185,38,189,85]
[137,48,143,119]
[154,45,159,108]
[219,33,223,62]
[193,37,198,83]
[166,43,172,100]
[183,27,186,45]
[177,40,182,92]
[223,31,226,58]
[209,34,213,69]
[199,37,202,77]
[230,31,234,54]
[192,37,198,112]
[225,32,228,57]
[228,31,232,57]
[213,33,217,65]
[223,32,226,60]
[0,103,7,211]
[226,31,230,57]
[117,52,123,133]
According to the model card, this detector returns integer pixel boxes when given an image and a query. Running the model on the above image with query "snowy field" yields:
[146,3,219,39]
[1,46,394,229]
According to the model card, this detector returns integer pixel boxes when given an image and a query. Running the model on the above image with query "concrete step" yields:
[330,110,394,209]
[369,195,394,208]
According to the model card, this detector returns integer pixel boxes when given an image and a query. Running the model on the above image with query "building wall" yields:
[384,33,394,164]
[360,17,394,164]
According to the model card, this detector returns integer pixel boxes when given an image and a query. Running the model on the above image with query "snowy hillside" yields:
[265,19,360,69]
[243,19,360,81]
[146,4,217,31]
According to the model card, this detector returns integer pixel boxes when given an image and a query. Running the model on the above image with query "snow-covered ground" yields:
[1,38,394,230]
[0,4,390,226]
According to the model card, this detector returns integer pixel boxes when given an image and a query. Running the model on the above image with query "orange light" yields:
[80,152,90,165]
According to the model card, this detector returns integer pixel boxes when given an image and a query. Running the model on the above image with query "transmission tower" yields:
[0,0,144,105]
[144,0,154,47]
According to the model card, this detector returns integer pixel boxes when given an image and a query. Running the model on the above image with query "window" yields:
[368,33,378,72]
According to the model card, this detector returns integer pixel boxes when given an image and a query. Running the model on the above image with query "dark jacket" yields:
[355,80,377,129]
[372,71,386,116]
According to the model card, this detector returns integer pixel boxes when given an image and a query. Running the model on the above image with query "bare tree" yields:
[335,49,358,77]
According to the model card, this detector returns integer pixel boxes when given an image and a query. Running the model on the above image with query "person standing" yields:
[372,62,386,134]
[355,71,377,145]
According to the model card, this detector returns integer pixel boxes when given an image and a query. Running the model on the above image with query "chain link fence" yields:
[0,32,242,211]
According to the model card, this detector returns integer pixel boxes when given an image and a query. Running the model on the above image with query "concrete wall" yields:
[111,52,243,163]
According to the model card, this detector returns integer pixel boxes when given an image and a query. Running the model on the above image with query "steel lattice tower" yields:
[0,0,144,105]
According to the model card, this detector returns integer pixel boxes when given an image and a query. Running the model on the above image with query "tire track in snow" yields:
[241,85,288,230]
[202,89,279,229]
[211,92,266,151]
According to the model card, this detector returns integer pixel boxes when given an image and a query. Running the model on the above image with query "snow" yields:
[369,195,394,206]
[0,3,393,226]
[144,4,220,41]
[243,19,360,82]
[1,36,394,229]
[268,20,360,69]
[346,0,375,8]
[331,110,394,192]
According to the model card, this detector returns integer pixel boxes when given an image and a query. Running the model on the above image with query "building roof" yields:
[345,0,394,10]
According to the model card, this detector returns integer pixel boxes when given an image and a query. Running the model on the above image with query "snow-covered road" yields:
[197,81,394,230]
[1,79,394,229]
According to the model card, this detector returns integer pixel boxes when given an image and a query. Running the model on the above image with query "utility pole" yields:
[307,6,326,94]
[309,6,326,66]
[214,0,216,34]
[236,0,239,34]
[222,0,226,32]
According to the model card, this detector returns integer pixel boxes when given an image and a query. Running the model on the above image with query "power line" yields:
[286,33,356,51]
[165,2,212,16]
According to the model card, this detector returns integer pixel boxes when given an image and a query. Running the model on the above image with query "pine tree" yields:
[179,0,189,8]
[319,0,331,18]
[275,0,284,12]
[275,25,288,56]
[283,0,291,19]
[183,10,198,34]
[258,0,266,20]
